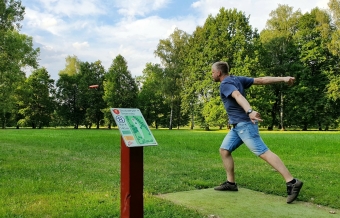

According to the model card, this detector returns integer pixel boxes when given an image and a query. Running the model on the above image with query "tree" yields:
[154,28,190,129]
[288,8,338,130]
[103,55,138,128]
[181,26,210,129]
[202,96,227,129]
[183,8,259,130]
[56,73,84,128]
[55,56,83,128]
[137,63,167,128]
[328,0,340,55]
[258,4,302,130]
[326,0,340,101]
[0,0,25,30]
[17,68,55,128]
[0,0,40,128]
[59,55,81,76]
[79,61,106,129]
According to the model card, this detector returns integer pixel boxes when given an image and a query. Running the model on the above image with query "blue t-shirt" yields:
[219,75,254,124]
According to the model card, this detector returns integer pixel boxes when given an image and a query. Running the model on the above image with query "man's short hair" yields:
[213,61,229,75]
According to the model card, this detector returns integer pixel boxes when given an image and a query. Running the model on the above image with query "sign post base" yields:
[120,136,144,218]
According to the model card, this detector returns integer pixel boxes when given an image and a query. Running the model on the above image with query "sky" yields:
[20,0,329,81]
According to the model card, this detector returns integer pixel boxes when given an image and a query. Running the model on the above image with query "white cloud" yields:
[24,8,66,35]
[41,17,58,28]
[43,45,54,51]
[72,42,90,50]
[114,0,171,17]
[37,0,105,17]
[95,15,196,42]
[317,0,329,8]
[86,15,198,77]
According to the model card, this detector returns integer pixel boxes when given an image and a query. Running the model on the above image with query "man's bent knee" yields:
[220,148,231,156]
[259,150,274,159]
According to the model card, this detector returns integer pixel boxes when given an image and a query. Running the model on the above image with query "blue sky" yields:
[20,0,329,80]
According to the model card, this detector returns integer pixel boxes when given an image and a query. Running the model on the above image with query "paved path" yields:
[158,188,339,218]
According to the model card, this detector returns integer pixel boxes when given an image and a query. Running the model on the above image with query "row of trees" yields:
[1,0,340,130]
[8,55,139,129]
[140,2,340,131]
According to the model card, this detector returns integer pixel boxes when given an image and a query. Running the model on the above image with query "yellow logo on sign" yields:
[124,136,134,141]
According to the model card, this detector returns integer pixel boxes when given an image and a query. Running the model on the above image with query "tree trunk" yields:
[280,91,285,130]
[1,115,6,129]
[302,123,308,131]
[190,111,194,130]
[169,104,173,130]
[177,100,181,130]
[270,103,277,130]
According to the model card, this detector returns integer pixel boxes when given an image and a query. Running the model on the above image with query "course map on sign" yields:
[110,108,158,147]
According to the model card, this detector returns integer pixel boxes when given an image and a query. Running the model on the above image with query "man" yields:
[211,61,303,204]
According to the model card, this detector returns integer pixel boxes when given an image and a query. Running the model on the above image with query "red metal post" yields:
[120,136,144,218]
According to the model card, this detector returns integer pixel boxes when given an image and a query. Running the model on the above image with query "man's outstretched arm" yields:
[253,77,295,86]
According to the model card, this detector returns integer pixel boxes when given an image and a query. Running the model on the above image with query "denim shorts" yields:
[220,121,269,156]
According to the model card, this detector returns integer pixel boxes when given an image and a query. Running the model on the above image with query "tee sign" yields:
[110,108,158,147]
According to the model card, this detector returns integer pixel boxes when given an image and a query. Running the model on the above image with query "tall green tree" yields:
[154,28,190,129]
[103,55,138,128]
[288,8,337,130]
[183,8,259,130]
[56,74,84,128]
[55,56,83,128]
[181,26,209,129]
[0,0,40,128]
[258,4,302,130]
[137,63,167,128]
[79,61,106,129]
[17,68,55,128]
[326,0,340,101]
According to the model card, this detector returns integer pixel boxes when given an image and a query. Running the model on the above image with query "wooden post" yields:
[120,136,144,218]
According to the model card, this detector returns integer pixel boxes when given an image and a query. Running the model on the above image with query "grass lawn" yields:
[0,128,339,217]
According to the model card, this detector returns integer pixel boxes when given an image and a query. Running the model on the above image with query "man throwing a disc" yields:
[212,61,303,204]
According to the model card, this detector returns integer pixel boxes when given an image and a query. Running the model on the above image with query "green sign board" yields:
[110,108,158,147]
